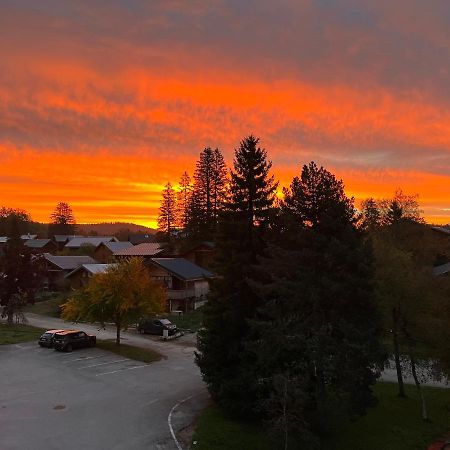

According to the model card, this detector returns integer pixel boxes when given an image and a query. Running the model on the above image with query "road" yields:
[0,313,209,450]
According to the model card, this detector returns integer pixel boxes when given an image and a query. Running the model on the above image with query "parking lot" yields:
[0,339,207,450]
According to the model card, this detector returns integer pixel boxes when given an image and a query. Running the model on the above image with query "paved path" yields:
[0,313,209,450]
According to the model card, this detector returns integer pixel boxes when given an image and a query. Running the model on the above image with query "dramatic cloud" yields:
[1,0,450,225]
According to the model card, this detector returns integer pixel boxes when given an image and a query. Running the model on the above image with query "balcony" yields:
[167,289,196,300]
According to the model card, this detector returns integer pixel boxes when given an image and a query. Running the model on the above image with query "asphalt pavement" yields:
[0,313,209,450]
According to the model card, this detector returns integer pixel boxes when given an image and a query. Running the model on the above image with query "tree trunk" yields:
[410,353,428,421]
[392,307,405,397]
[116,322,121,345]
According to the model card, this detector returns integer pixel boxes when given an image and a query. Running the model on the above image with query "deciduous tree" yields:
[61,258,165,344]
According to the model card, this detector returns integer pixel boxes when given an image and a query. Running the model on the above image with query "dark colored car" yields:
[53,330,96,352]
[38,329,68,348]
[137,318,178,336]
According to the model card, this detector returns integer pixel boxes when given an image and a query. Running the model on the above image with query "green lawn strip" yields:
[191,404,270,450]
[193,382,450,450]
[328,382,450,450]
[168,307,204,332]
[0,323,46,345]
[96,340,163,363]
[25,294,69,317]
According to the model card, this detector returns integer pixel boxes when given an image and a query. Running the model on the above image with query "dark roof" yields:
[114,243,163,256]
[129,234,155,245]
[431,226,450,236]
[21,234,37,240]
[433,262,450,276]
[44,253,97,270]
[100,241,134,253]
[65,263,114,278]
[65,237,118,248]
[53,235,83,243]
[24,239,54,249]
[150,258,214,281]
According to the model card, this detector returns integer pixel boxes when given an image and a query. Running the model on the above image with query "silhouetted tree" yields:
[0,207,32,237]
[157,182,177,238]
[187,147,228,237]
[196,135,278,416]
[0,236,44,324]
[249,162,385,448]
[176,171,193,229]
[49,202,76,236]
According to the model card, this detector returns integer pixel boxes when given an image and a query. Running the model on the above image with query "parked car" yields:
[53,330,96,352]
[137,318,178,336]
[38,329,68,348]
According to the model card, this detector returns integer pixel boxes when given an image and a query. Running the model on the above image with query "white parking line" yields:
[62,355,106,364]
[95,364,149,376]
[168,394,198,450]
[77,359,128,369]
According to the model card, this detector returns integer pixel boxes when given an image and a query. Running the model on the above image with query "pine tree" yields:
[196,135,278,416]
[49,202,76,236]
[212,148,228,223]
[250,162,385,446]
[187,147,228,237]
[157,182,177,238]
[176,171,193,230]
[229,135,278,254]
[360,198,381,231]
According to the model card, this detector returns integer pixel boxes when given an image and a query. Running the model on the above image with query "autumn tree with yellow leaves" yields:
[61,257,165,345]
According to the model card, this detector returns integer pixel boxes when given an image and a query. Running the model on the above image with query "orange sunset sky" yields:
[2,1,450,228]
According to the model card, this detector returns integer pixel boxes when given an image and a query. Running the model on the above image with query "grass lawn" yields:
[192,383,450,450]
[329,382,450,450]
[0,323,46,345]
[169,307,204,332]
[96,340,163,363]
[191,405,270,450]
[25,293,69,318]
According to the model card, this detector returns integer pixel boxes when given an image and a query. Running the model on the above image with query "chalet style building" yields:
[94,241,133,263]
[41,253,97,289]
[24,239,58,254]
[65,263,113,289]
[147,258,214,312]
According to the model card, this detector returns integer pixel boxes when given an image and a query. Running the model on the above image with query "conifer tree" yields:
[187,147,228,237]
[157,182,177,237]
[250,162,385,446]
[176,171,193,230]
[196,135,278,416]
[49,202,76,236]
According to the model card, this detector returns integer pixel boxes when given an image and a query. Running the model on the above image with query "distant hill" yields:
[76,222,156,236]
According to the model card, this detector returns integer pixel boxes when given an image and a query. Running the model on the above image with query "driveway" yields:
[0,313,209,450]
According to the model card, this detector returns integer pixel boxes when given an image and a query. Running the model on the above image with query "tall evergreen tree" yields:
[249,162,385,448]
[212,148,228,223]
[157,182,177,237]
[196,135,278,416]
[229,135,278,254]
[176,171,193,230]
[187,147,228,237]
[49,202,76,236]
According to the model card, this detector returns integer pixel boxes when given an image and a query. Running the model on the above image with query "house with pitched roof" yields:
[24,239,57,254]
[41,253,97,289]
[65,263,113,289]
[64,236,118,251]
[113,242,164,258]
[94,241,133,263]
[147,258,214,312]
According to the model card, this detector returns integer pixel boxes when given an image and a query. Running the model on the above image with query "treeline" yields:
[157,146,228,240]
[161,135,450,448]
